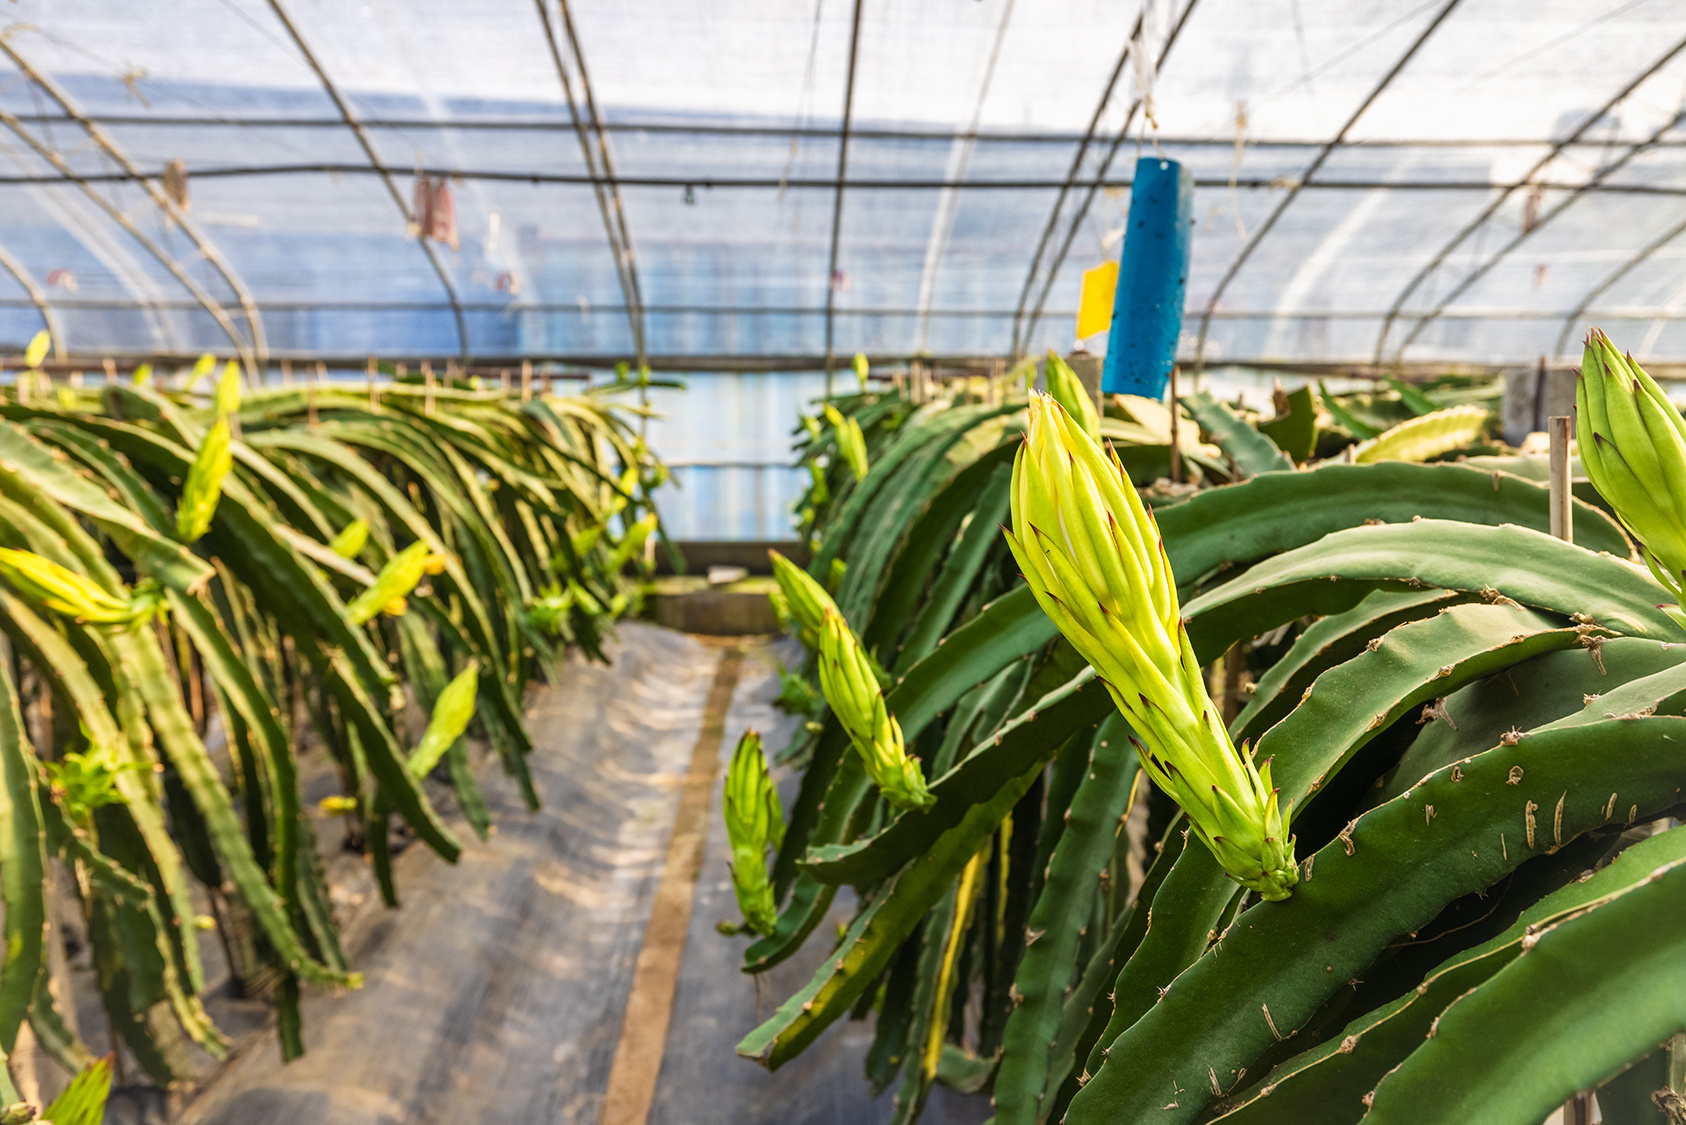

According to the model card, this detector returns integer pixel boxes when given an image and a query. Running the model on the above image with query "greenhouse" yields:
[0,1,1684,1123]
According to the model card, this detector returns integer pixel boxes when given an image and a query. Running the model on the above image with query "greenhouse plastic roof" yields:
[1,0,1686,370]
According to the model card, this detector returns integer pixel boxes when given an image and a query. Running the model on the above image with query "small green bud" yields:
[806,458,830,505]
[346,541,442,625]
[608,513,659,570]
[329,518,370,559]
[769,550,836,646]
[409,663,478,777]
[817,608,934,811]
[1044,350,1099,440]
[723,730,783,935]
[822,403,870,481]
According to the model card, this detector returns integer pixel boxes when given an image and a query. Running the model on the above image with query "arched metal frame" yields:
[0,242,64,358]
[1007,10,1141,360]
[1374,33,1686,365]
[1553,216,1686,361]
[535,0,647,367]
[264,0,470,366]
[1192,0,1466,375]
[0,102,256,372]
[1013,0,1201,359]
[2,5,1686,372]
[821,0,866,394]
[0,35,269,376]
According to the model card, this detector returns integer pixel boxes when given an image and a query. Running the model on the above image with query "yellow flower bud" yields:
[0,548,161,625]
[176,416,232,544]
[346,541,437,625]
[215,360,241,417]
[187,353,217,391]
[24,330,49,369]
[317,795,358,816]
[1006,392,1297,900]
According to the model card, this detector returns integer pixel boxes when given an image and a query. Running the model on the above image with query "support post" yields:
[1549,415,1573,543]
[1065,353,1103,420]
[1168,363,1183,484]
[367,355,378,411]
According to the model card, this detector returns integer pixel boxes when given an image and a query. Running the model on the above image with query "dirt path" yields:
[176,623,989,1125]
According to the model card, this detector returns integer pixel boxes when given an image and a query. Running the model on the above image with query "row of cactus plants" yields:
[0,337,664,1106]
[723,341,1686,1124]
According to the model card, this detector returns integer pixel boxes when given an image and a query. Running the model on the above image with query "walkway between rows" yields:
[178,622,990,1125]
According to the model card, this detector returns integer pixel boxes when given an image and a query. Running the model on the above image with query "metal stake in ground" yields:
[1548,415,1572,543]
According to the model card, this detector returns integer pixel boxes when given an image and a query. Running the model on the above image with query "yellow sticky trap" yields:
[1077,260,1119,340]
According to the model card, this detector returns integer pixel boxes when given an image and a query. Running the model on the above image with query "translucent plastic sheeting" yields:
[0,0,1681,369]
[644,371,827,539]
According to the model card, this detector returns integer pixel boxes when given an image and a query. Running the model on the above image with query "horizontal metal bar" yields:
[663,460,796,469]
[10,111,1686,151]
[13,350,1686,381]
[0,163,1681,196]
[6,297,1684,321]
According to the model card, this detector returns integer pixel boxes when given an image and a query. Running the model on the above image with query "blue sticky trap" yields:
[1101,156,1194,398]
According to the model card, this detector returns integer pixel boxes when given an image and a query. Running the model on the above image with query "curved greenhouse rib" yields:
[534,0,646,366]
[1372,31,1686,365]
[1007,11,1139,359]
[263,0,470,366]
[912,0,1016,355]
[0,241,64,358]
[822,0,866,390]
[0,36,267,374]
[1192,0,1464,375]
[0,104,254,374]
[1552,215,1686,361]
[1013,0,1199,359]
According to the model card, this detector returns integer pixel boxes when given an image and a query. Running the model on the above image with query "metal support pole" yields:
[1549,415,1572,544]
[0,36,268,375]
[1194,0,1464,375]
[823,0,866,397]
[266,0,470,365]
